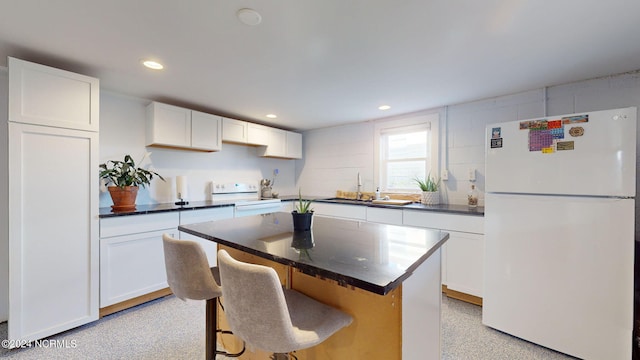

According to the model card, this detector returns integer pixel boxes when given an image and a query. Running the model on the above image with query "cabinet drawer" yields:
[100,212,179,238]
[366,207,403,225]
[403,210,484,234]
[179,207,234,225]
[313,203,366,220]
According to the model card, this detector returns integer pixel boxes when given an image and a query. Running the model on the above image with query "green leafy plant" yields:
[99,154,165,188]
[294,189,313,213]
[414,173,440,192]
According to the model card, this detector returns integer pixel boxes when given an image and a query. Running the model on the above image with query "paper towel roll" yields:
[176,176,188,200]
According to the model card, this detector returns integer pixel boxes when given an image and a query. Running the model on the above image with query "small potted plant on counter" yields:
[99,154,165,211]
[292,189,313,231]
[415,173,441,205]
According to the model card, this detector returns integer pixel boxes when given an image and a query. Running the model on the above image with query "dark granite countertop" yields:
[313,198,484,216]
[99,200,237,218]
[99,195,483,218]
[179,212,449,295]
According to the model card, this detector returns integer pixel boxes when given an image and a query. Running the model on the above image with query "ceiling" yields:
[1,1,640,131]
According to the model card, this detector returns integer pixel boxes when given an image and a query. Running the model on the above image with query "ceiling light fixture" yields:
[378,105,391,110]
[142,60,164,70]
[237,8,262,26]
[266,114,277,119]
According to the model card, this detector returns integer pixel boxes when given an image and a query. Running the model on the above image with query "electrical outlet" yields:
[469,168,476,181]
[441,169,448,181]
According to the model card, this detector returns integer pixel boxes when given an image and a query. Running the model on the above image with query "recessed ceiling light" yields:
[266,114,277,119]
[142,60,164,70]
[237,8,262,26]
[378,105,391,110]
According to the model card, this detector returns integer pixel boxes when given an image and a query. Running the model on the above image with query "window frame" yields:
[374,113,440,193]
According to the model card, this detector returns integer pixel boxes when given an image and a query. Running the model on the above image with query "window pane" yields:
[387,131,427,160]
[386,160,426,190]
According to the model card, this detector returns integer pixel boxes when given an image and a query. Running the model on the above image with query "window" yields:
[375,114,439,192]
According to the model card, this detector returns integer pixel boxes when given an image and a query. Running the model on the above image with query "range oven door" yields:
[234,199,283,217]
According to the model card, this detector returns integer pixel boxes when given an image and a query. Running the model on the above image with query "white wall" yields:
[295,122,375,197]
[0,68,8,322]
[299,70,640,209]
[443,89,546,204]
[99,92,298,207]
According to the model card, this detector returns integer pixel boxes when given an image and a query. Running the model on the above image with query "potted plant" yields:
[414,173,441,205]
[99,154,164,211]
[291,189,313,231]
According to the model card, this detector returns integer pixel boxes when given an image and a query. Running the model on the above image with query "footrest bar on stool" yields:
[215,329,246,358]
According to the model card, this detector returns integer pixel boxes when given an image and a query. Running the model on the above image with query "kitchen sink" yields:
[320,197,372,205]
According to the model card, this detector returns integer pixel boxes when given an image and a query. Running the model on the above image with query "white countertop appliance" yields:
[483,107,636,359]
[211,182,282,217]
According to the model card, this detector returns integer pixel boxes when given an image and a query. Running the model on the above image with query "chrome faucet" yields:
[356,172,363,200]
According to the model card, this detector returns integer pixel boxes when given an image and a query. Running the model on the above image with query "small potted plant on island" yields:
[291,189,313,231]
[414,173,441,205]
[99,154,165,212]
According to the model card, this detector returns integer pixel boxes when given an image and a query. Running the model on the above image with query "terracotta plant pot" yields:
[108,186,139,212]
[292,211,314,231]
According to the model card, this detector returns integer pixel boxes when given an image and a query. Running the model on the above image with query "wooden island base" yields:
[215,245,441,360]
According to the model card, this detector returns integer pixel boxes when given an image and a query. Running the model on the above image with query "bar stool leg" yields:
[206,297,246,359]
[206,298,217,360]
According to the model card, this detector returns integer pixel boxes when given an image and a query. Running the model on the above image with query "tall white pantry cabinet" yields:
[6,57,100,344]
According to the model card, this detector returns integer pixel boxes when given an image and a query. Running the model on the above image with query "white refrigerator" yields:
[483,107,637,359]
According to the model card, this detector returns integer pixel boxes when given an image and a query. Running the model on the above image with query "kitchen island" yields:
[179,212,449,360]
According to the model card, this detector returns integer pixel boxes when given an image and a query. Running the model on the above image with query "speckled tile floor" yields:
[441,296,577,360]
[0,294,578,359]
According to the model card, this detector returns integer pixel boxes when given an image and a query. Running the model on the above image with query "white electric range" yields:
[211,182,282,217]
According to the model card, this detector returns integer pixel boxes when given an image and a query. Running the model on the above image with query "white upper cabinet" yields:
[222,119,270,146]
[8,57,99,131]
[286,131,303,159]
[247,123,270,146]
[191,110,222,151]
[222,117,248,143]
[146,102,221,152]
[258,128,302,159]
[146,102,191,148]
[223,117,302,159]
[258,127,287,157]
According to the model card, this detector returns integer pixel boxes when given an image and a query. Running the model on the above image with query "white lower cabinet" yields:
[99,207,235,311]
[443,231,484,297]
[99,212,179,307]
[179,207,234,266]
[403,210,485,299]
